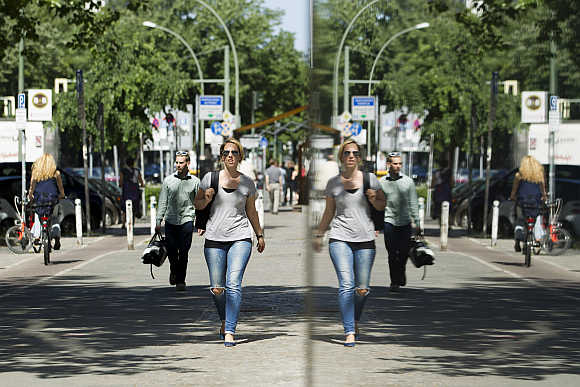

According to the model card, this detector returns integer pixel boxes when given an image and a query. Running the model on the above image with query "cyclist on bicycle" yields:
[28,153,66,250]
[509,155,547,252]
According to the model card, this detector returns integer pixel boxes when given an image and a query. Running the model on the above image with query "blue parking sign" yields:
[18,93,26,109]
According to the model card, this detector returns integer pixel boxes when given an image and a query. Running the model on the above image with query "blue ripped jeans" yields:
[329,240,375,335]
[204,240,252,335]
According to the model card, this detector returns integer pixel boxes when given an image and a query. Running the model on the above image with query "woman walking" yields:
[313,140,386,347]
[510,155,547,251]
[28,153,66,250]
[194,138,265,347]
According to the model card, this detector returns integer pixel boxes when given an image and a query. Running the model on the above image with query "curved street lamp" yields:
[333,0,380,121]
[142,21,205,95]
[194,0,240,125]
[367,22,429,96]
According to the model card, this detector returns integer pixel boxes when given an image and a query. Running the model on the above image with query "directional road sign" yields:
[260,136,268,148]
[199,95,224,121]
[352,96,375,121]
[210,121,223,135]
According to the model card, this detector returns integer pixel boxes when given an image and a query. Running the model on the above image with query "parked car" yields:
[68,166,119,183]
[144,163,161,183]
[88,177,123,226]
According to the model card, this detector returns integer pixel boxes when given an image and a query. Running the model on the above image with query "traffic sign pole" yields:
[548,95,558,203]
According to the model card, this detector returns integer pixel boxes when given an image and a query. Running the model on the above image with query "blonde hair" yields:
[518,155,544,184]
[337,139,362,165]
[31,153,57,182]
[220,137,245,161]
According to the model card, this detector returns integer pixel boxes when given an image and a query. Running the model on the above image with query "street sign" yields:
[351,96,375,121]
[210,121,223,135]
[260,136,268,148]
[27,89,52,121]
[521,91,548,123]
[549,95,560,132]
[339,111,352,123]
[15,108,27,124]
[199,95,223,120]
[549,95,558,111]
[17,93,26,109]
[240,135,261,149]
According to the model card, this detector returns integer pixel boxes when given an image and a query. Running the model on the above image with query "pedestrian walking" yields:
[28,153,66,250]
[290,163,299,205]
[155,151,200,291]
[265,159,283,214]
[432,168,452,222]
[509,155,547,252]
[120,157,144,226]
[194,138,265,347]
[380,152,421,292]
[313,140,386,347]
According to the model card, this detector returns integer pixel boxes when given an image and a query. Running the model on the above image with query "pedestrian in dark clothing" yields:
[433,168,452,221]
[380,152,421,292]
[155,151,200,291]
[120,157,144,225]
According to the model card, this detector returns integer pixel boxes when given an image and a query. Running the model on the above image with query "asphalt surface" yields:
[0,210,579,386]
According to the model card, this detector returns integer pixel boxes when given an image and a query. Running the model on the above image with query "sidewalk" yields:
[421,217,580,274]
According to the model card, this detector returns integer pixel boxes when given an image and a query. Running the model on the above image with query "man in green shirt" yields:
[155,151,200,291]
[380,152,421,292]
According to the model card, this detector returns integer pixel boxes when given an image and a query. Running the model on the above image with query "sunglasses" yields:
[175,151,189,156]
[388,151,401,157]
[343,150,361,157]
[222,150,240,157]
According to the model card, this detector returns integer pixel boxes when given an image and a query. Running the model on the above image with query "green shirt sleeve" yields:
[156,180,168,226]
[408,180,419,226]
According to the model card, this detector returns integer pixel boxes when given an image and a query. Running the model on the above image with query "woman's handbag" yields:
[194,171,219,230]
[141,232,168,278]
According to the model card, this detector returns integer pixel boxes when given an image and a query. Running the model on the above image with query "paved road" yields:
[0,211,579,386]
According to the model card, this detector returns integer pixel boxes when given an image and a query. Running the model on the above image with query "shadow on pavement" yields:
[0,279,305,379]
[310,280,580,381]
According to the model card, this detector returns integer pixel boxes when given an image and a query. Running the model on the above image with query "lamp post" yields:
[365,22,429,171]
[194,0,240,126]
[332,0,380,124]
[142,21,205,95]
[367,22,430,96]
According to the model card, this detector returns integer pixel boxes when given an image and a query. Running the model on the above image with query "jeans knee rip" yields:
[210,287,225,296]
[355,288,369,296]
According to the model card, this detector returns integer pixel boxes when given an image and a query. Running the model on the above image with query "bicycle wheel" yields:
[5,225,32,254]
[42,230,51,265]
[546,228,572,256]
[525,232,532,267]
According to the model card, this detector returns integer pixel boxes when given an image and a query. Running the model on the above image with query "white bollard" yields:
[491,200,499,247]
[256,189,265,230]
[150,196,157,236]
[75,198,83,246]
[126,200,134,250]
[418,197,425,231]
[440,201,449,251]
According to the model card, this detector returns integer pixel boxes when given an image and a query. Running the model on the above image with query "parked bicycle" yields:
[533,199,572,257]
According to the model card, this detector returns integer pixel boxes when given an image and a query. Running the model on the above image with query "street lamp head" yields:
[415,22,430,30]
[143,21,157,28]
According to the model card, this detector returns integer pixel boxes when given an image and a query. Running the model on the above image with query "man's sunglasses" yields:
[176,151,189,156]
[388,151,401,157]
[343,150,361,157]
[222,150,240,157]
